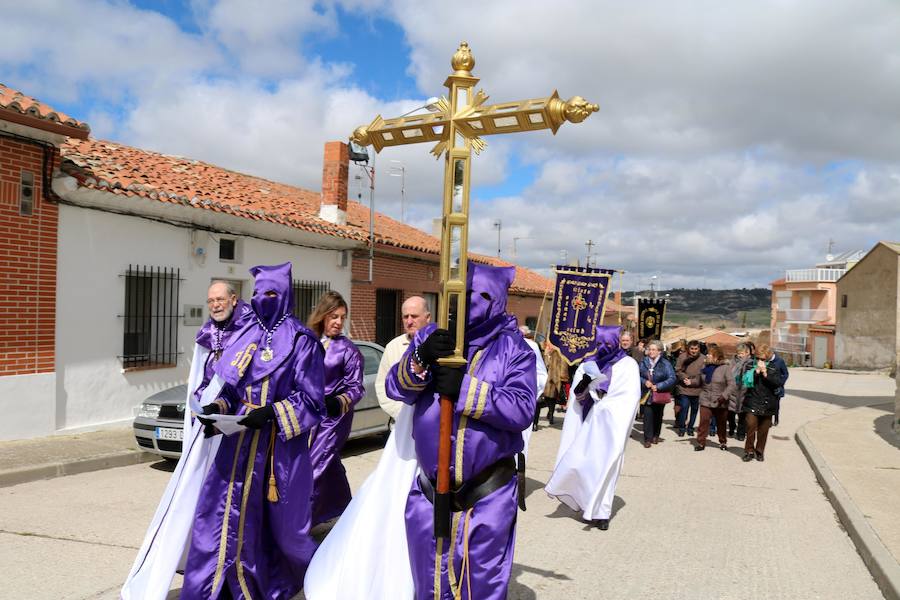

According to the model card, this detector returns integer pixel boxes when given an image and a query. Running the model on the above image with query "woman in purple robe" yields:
[306,291,365,526]
[386,262,537,600]
[181,262,326,600]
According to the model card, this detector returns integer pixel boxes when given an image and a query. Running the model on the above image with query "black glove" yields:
[573,373,593,395]
[433,365,464,398]
[197,404,221,438]
[238,404,276,429]
[324,394,342,418]
[415,328,455,367]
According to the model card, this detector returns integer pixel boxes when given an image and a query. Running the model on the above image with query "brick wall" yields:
[0,136,58,375]
[349,249,548,342]
[350,250,440,341]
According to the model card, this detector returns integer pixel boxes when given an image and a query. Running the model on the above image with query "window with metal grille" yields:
[292,280,331,324]
[120,265,183,369]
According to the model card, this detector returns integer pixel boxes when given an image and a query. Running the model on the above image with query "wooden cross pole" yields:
[350,41,598,539]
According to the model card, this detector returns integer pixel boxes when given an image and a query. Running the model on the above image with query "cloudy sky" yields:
[3,0,899,290]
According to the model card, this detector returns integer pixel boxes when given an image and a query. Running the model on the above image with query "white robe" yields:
[120,346,225,600]
[545,356,640,520]
[304,403,417,600]
[520,337,548,460]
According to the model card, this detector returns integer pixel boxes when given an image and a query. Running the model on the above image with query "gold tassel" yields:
[267,426,279,502]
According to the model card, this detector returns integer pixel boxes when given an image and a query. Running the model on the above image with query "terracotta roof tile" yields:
[60,138,367,242]
[58,138,552,294]
[0,83,90,137]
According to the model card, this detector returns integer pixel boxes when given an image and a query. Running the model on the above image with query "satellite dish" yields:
[825,254,834,262]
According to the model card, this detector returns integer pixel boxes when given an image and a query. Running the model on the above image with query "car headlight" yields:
[139,403,161,419]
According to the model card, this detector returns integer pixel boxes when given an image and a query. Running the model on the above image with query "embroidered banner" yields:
[548,265,614,365]
[637,297,667,340]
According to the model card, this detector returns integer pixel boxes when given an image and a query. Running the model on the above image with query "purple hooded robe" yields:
[386,262,537,600]
[181,262,326,600]
[309,334,365,525]
[193,299,253,400]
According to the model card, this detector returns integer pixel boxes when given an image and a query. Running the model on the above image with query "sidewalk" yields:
[793,375,900,600]
[0,426,155,488]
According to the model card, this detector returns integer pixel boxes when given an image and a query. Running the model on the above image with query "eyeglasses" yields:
[206,297,230,306]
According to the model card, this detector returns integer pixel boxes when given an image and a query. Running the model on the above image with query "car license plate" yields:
[155,427,183,441]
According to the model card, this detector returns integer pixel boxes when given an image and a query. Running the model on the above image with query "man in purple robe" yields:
[386,262,537,600]
[181,262,326,600]
[194,281,253,399]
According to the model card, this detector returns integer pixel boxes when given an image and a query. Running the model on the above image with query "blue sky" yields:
[2,0,899,289]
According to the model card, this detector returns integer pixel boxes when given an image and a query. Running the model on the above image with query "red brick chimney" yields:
[320,141,348,225]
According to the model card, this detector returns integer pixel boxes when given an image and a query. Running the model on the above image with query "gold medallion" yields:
[261,348,274,362]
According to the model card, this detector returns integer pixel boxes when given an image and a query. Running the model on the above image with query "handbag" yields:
[651,391,673,404]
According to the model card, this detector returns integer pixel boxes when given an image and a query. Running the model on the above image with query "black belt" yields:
[418,453,527,512]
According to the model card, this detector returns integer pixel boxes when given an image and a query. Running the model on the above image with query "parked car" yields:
[133,340,391,460]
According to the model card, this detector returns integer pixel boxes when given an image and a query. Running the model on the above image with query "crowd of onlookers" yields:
[538,330,789,463]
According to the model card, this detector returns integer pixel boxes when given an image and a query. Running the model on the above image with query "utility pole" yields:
[585,239,595,268]
[494,219,502,257]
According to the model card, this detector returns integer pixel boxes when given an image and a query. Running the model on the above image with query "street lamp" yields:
[650,275,658,299]
[388,160,406,223]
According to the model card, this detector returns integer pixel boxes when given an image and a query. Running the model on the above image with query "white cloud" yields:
[2,0,899,290]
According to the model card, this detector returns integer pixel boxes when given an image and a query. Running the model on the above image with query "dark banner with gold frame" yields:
[637,297,667,340]
[548,265,614,366]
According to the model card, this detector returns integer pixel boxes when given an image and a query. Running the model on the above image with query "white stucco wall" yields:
[54,204,352,433]
[0,373,56,440]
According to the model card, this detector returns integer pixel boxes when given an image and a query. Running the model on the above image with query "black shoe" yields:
[756,453,765,462]
[694,445,705,451]
[736,434,745,441]
[720,444,727,451]
[687,428,695,436]
[594,519,610,530]
[742,452,754,462]
[677,430,685,437]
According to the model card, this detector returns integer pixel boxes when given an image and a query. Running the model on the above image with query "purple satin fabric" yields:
[579,325,627,420]
[193,300,253,400]
[308,335,365,525]
[216,263,312,389]
[385,262,536,598]
[181,270,326,598]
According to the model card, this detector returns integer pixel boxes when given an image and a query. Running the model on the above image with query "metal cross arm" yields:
[349,41,598,541]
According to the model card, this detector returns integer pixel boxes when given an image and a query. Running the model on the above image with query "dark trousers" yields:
[697,405,727,446]
[675,394,700,432]
[728,410,747,437]
[643,402,664,441]
[745,413,773,455]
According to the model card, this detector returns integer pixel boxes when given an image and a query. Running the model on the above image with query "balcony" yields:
[785,268,846,282]
[773,333,808,352]
[782,308,828,323]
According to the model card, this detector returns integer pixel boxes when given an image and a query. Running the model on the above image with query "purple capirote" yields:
[385,261,537,599]
[181,263,326,600]
[308,334,365,526]
[576,325,627,420]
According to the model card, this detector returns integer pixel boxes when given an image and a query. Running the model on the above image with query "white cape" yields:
[304,403,417,600]
[545,356,640,520]
[120,346,225,600]
[520,337,548,460]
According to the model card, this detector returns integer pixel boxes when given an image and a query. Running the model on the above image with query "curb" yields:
[0,450,158,488]
[796,426,900,600]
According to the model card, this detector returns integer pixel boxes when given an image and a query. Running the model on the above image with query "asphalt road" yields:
[0,370,891,599]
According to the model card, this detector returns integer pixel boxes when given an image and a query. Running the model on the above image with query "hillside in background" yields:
[623,288,771,328]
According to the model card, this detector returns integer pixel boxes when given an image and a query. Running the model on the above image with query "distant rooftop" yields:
[815,249,866,269]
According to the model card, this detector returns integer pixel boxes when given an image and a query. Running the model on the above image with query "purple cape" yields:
[579,325,628,420]
[385,261,537,600]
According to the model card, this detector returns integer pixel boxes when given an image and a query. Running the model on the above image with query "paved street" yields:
[0,369,894,599]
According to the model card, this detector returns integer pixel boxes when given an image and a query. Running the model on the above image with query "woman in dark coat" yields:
[638,340,677,448]
[738,343,786,462]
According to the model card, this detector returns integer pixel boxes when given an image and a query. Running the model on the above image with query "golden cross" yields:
[351,41,598,363]
[350,41,598,538]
